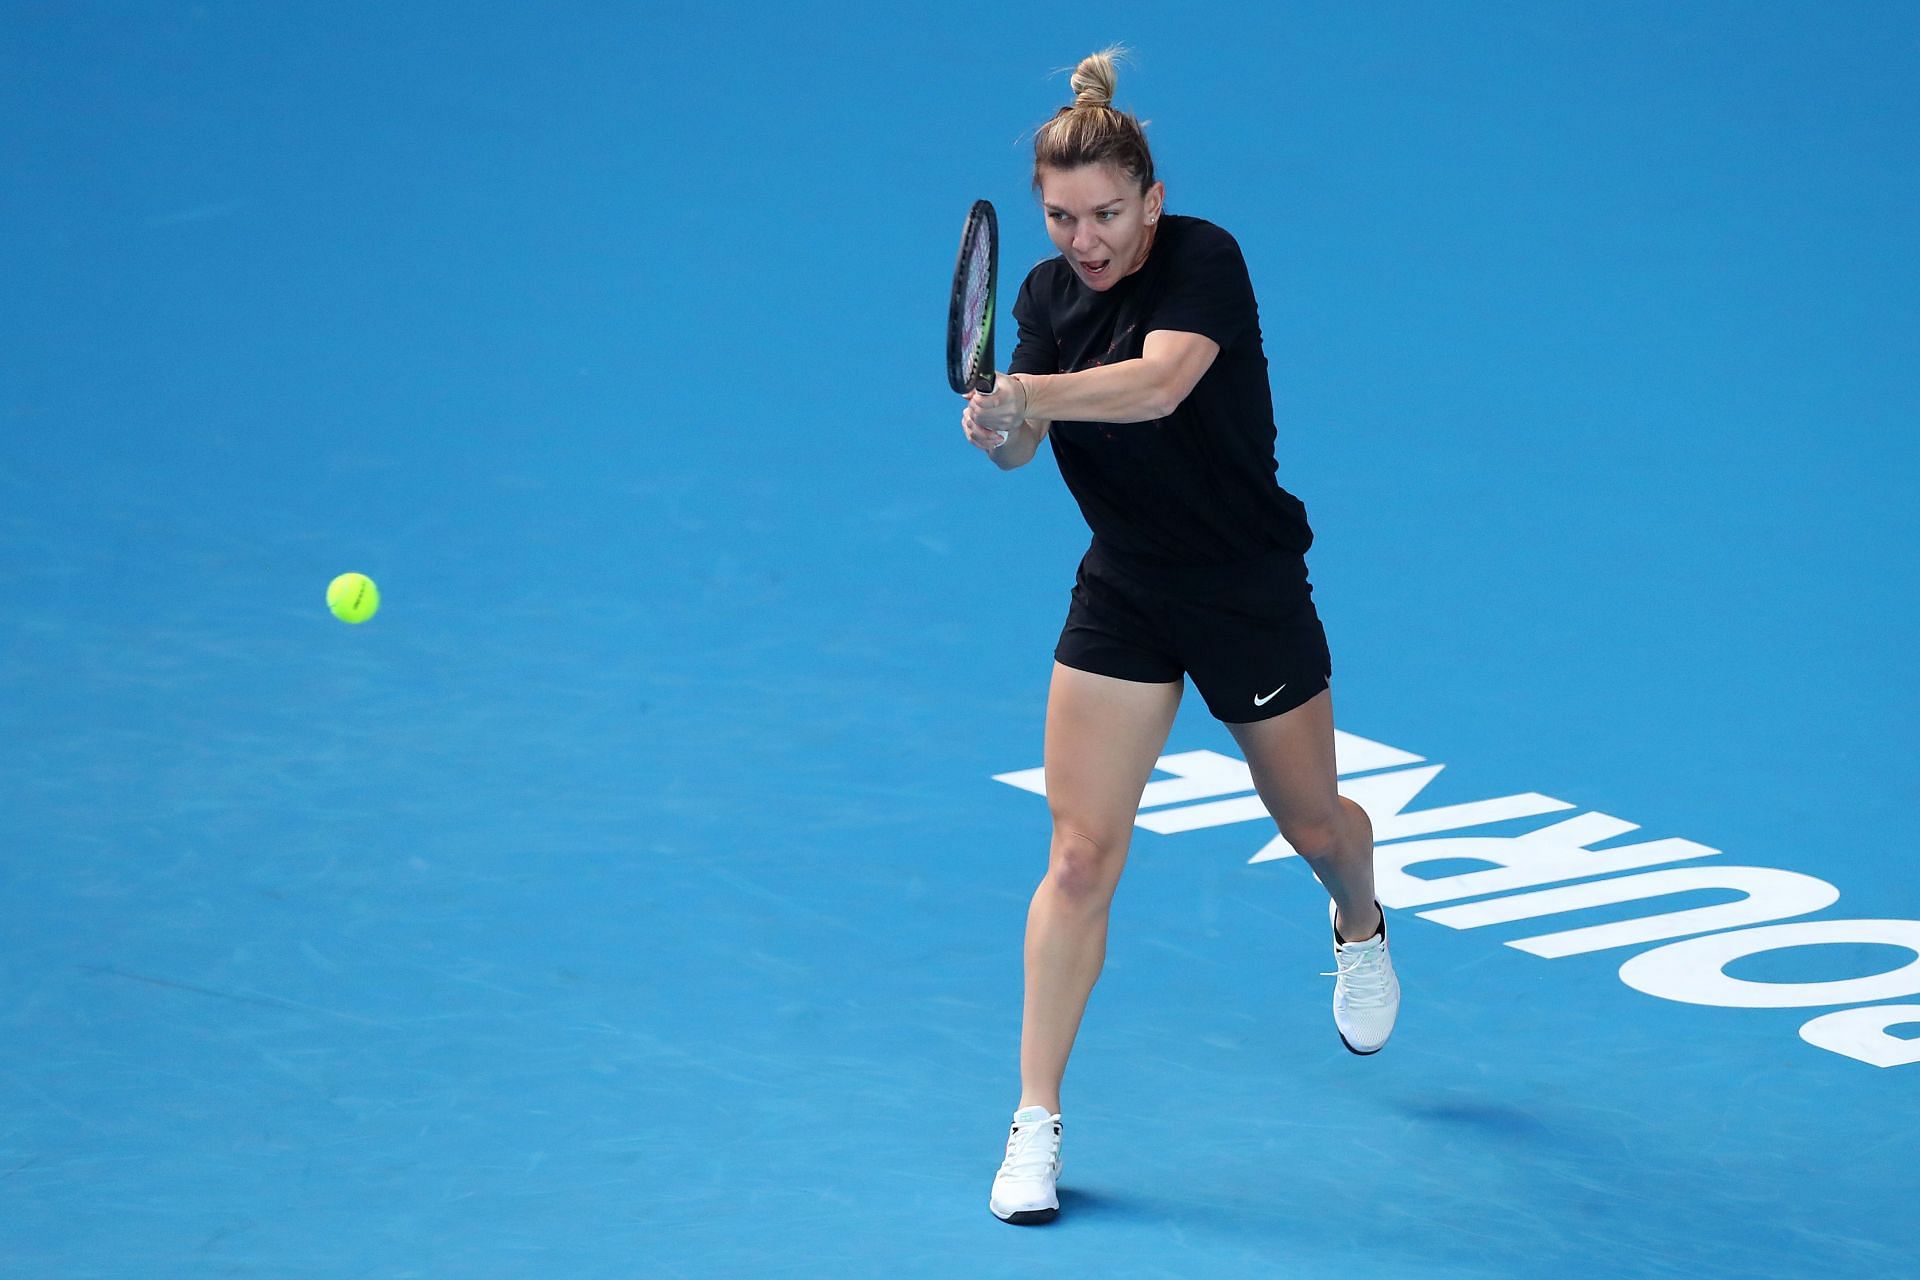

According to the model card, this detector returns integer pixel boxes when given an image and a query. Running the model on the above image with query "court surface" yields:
[4,4,1917,1277]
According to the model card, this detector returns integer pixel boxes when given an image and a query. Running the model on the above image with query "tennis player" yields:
[962,50,1401,1225]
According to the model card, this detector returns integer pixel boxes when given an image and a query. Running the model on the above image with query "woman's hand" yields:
[965,373,1029,434]
[960,373,1023,453]
[961,399,1011,454]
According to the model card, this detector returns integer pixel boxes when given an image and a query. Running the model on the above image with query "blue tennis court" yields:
[5,4,1916,1277]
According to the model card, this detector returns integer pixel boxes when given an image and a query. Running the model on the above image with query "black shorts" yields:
[1054,541,1333,723]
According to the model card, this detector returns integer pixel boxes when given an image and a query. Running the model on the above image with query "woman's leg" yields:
[1224,688,1380,942]
[1019,662,1183,1113]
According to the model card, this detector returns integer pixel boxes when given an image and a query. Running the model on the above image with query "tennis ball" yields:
[326,572,380,624]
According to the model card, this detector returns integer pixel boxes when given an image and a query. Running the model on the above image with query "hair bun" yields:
[1031,45,1154,195]
[1069,48,1120,110]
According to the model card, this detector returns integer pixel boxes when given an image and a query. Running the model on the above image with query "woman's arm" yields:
[987,417,1050,470]
[970,329,1222,430]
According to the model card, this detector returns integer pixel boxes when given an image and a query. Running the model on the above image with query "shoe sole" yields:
[993,1206,1059,1225]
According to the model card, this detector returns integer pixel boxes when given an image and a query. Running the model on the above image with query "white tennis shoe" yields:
[989,1105,1062,1224]
[1327,899,1400,1055]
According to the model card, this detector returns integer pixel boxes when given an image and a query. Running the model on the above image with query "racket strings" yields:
[947,200,998,394]
[963,227,994,379]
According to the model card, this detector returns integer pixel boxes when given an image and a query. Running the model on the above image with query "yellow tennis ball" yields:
[327,572,380,624]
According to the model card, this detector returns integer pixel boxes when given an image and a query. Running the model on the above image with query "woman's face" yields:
[1037,163,1165,291]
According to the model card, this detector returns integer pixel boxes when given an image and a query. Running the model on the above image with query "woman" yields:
[962,50,1401,1226]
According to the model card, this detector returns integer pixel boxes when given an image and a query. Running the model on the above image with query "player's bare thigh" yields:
[1224,687,1343,849]
[1042,663,1182,892]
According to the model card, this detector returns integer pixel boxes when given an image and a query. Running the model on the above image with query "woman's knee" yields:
[1283,797,1373,863]
[1045,823,1129,901]
[1278,812,1343,864]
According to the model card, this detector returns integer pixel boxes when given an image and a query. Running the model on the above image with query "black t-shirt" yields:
[1008,213,1312,568]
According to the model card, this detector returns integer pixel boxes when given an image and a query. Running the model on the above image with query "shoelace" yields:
[1323,941,1394,1008]
[999,1122,1060,1178]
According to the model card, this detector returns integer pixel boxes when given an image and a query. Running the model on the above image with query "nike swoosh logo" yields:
[1253,684,1287,706]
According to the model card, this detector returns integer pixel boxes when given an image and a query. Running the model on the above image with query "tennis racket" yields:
[946,199,999,395]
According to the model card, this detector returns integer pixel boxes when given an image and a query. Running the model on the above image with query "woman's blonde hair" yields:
[1032,47,1155,194]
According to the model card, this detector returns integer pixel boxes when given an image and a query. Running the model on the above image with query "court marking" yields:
[996,729,1920,1069]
